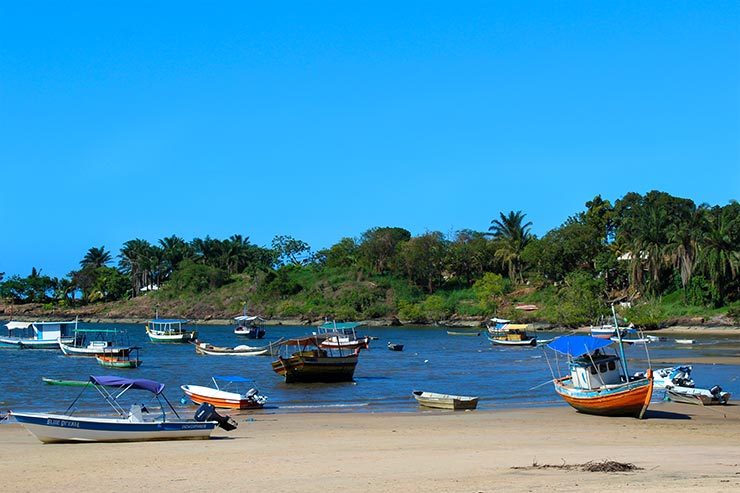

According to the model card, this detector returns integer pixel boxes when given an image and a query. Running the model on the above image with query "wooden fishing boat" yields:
[96,355,142,368]
[387,342,404,351]
[446,330,480,336]
[145,318,197,343]
[486,318,537,346]
[1,320,77,349]
[181,376,267,410]
[547,333,654,418]
[42,377,89,387]
[194,338,283,356]
[271,336,360,383]
[96,348,142,369]
[11,376,232,443]
[412,391,479,410]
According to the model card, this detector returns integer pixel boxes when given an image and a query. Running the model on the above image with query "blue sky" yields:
[1,2,738,278]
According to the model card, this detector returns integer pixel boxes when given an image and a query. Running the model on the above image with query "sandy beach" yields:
[2,403,738,492]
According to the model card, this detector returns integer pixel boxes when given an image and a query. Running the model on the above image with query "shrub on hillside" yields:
[167,260,228,293]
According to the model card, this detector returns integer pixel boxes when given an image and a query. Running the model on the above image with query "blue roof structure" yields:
[90,375,165,394]
[547,335,612,358]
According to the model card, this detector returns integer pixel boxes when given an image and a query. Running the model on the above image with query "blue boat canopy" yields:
[213,375,252,383]
[547,335,612,357]
[90,375,165,395]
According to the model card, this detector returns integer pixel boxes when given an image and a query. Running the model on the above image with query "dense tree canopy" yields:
[1,191,737,325]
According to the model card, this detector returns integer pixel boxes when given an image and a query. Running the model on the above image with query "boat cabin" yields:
[315,321,362,337]
[569,352,622,389]
[4,320,76,342]
[149,319,188,334]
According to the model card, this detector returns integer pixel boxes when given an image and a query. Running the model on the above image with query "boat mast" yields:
[611,304,629,378]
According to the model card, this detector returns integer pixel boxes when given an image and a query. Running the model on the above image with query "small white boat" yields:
[648,366,695,389]
[315,321,370,350]
[412,390,479,410]
[233,310,266,339]
[11,376,232,443]
[610,336,651,345]
[59,326,133,357]
[145,319,197,343]
[675,339,696,344]
[666,385,731,405]
[181,376,267,409]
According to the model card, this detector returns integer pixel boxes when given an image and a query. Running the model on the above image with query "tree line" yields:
[1,191,738,323]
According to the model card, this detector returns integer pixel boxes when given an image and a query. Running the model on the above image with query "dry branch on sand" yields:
[512,459,642,473]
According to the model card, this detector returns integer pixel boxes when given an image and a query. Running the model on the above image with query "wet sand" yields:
[2,403,738,492]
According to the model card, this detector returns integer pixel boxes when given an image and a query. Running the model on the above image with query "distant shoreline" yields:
[1,313,738,335]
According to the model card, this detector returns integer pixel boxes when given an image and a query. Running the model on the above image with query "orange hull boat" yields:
[554,370,653,418]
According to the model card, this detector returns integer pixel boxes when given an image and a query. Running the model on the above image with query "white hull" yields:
[147,331,196,342]
[59,342,130,357]
[0,337,75,349]
[12,412,216,443]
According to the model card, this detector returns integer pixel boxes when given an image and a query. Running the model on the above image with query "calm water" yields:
[1,322,738,417]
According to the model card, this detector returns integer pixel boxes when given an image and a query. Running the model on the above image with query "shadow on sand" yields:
[644,409,692,420]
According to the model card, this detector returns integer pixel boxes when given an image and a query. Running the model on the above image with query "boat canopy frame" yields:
[62,375,180,420]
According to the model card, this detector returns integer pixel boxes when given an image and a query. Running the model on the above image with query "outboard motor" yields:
[194,402,238,431]
[709,385,723,396]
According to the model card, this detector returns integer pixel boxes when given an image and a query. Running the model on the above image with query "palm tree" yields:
[159,235,193,279]
[80,246,112,268]
[488,211,532,282]
[697,206,740,302]
[119,239,154,297]
[666,206,706,296]
[623,206,671,296]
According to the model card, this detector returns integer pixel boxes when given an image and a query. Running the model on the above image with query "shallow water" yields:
[1,322,738,416]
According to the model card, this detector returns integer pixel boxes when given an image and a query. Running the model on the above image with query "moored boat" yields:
[233,307,266,338]
[547,334,653,418]
[1,320,77,349]
[181,376,267,410]
[11,376,231,443]
[387,342,404,351]
[271,336,360,383]
[41,377,89,387]
[145,318,197,343]
[666,385,731,405]
[486,318,536,346]
[412,390,479,410]
[194,338,284,356]
[59,326,133,357]
[446,329,480,336]
[96,348,142,368]
[315,321,370,350]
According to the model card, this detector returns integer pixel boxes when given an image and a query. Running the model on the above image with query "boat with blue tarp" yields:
[546,326,654,418]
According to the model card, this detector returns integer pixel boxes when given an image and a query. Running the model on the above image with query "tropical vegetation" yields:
[1,191,738,327]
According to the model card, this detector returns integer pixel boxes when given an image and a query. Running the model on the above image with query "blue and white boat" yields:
[0,320,77,349]
[11,376,228,443]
